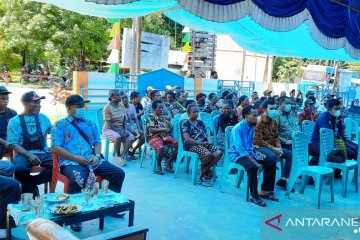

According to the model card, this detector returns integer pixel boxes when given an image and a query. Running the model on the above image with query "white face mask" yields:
[333,110,341,117]
[74,107,85,119]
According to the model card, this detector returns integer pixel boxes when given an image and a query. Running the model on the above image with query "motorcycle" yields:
[0,66,11,83]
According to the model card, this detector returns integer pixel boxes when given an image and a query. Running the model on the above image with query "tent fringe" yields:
[306,15,360,59]
[177,0,249,22]
[249,2,309,32]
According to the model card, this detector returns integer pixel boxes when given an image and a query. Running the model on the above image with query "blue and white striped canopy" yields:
[33,0,360,61]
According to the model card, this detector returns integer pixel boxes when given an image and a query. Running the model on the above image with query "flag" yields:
[183,42,192,53]
[107,36,121,50]
[110,22,120,37]
[182,32,190,43]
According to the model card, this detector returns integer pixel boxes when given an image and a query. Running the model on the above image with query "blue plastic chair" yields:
[344,117,358,141]
[219,126,249,202]
[349,112,360,130]
[199,112,214,143]
[173,116,200,185]
[211,110,221,118]
[301,120,315,143]
[285,131,334,208]
[96,108,114,161]
[212,115,224,150]
[140,114,157,173]
[319,128,358,198]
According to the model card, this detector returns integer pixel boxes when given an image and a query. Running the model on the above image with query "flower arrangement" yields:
[73,170,97,190]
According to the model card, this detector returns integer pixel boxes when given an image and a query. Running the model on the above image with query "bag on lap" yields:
[327,147,346,163]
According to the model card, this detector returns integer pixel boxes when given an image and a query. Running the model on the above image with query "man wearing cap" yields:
[263,90,272,98]
[51,94,125,231]
[299,99,315,125]
[305,90,320,109]
[141,86,154,107]
[7,91,52,197]
[0,86,17,158]
[102,90,135,166]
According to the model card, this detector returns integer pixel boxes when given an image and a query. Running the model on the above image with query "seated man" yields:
[309,99,358,168]
[276,96,300,151]
[51,95,125,231]
[217,100,238,146]
[147,100,178,175]
[254,100,292,191]
[203,93,220,113]
[0,86,17,158]
[0,176,19,239]
[7,91,52,197]
[299,99,315,125]
[140,86,153,108]
[103,90,135,167]
[182,104,223,187]
[229,106,278,207]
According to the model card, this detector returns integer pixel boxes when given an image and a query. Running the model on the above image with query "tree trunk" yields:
[80,41,85,71]
[22,49,26,67]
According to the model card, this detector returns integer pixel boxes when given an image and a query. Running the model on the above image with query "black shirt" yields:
[0,108,17,140]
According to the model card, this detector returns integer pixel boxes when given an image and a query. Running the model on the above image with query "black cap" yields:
[0,86,11,94]
[21,91,45,102]
[65,94,90,107]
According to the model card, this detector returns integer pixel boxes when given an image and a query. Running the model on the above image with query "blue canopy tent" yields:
[34,0,360,61]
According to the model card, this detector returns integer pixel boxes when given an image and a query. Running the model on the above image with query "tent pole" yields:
[135,17,142,76]
[130,18,136,77]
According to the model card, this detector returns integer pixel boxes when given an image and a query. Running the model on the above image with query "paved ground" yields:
[5,85,360,240]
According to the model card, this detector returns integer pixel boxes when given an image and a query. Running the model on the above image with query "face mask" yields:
[332,110,341,117]
[267,109,278,119]
[284,104,292,113]
[243,101,250,106]
[74,107,85,119]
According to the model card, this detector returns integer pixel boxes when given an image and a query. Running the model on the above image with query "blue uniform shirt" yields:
[228,120,257,163]
[51,115,101,167]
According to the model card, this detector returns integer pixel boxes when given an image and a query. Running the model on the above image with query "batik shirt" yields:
[51,115,102,167]
[181,119,207,151]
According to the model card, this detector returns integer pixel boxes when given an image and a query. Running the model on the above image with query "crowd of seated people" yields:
[1,84,360,238]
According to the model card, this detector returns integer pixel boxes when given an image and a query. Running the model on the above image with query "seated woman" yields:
[236,95,250,120]
[166,90,186,116]
[217,100,238,146]
[348,98,360,118]
[122,94,145,158]
[147,100,178,175]
[181,105,223,187]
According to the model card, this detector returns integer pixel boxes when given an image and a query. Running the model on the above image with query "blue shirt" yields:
[228,120,256,163]
[7,113,51,154]
[51,115,102,167]
[311,111,345,144]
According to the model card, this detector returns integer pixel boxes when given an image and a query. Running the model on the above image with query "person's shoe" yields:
[276,179,295,192]
[118,157,126,167]
[33,186,39,199]
[128,149,135,157]
[111,212,126,218]
[334,170,342,179]
[308,177,315,185]
[70,223,82,232]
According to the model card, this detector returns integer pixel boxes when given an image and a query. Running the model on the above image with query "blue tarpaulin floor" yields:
[11,150,360,240]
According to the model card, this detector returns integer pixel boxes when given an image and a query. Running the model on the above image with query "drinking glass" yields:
[101,180,109,195]
[82,188,91,205]
[21,193,32,212]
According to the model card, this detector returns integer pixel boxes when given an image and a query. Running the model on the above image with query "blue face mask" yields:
[267,109,278,119]
[74,108,85,119]
[284,104,292,113]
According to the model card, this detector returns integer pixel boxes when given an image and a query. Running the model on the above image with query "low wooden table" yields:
[6,191,135,240]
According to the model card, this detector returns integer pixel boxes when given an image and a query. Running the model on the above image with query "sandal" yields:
[250,198,266,207]
[259,192,279,202]
[155,169,164,175]
[164,167,174,173]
